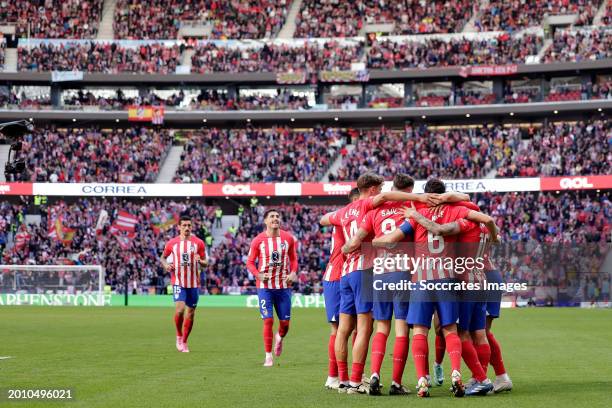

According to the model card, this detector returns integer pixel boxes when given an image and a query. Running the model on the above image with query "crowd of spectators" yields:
[543,27,612,63]
[18,42,182,73]
[475,0,602,32]
[6,126,173,183]
[328,125,514,181]
[0,0,103,39]
[1,191,609,296]
[503,87,541,103]
[330,120,611,182]
[367,33,543,69]
[114,0,290,40]
[0,90,52,109]
[191,40,363,73]
[368,0,474,34]
[62,89,185,109]
[174,126,344,183]
[496,120,611,177]
[294,0,364,38]
[190,89,310,110]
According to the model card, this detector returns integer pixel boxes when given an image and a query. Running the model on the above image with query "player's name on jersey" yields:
[373,279,528,293]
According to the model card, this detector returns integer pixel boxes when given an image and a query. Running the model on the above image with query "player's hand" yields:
[426,193,445,206]
[163,263,174,272]
[195,254,208,266]
[285,272,297,284]
[402,202,418,219]
[259,272,272,281]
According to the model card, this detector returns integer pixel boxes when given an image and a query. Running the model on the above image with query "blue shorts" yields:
[323,280,341,323]
[458,301,487,331]
[373,272,409,321]
[407,279,458,328]
[485,270,503,318]
[340,270,373,315]
[173,285,199,308]
[257,288,292,320]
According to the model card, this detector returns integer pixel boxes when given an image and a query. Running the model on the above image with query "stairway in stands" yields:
[97,0,117,39]
[277,0,303,38]
[155,146,184,183]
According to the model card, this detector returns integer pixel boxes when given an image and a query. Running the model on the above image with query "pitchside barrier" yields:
[0,175,611,197]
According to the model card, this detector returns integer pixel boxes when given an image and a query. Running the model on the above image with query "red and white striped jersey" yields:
[329,197,375,276]
[246,230,298,289]
[323,225,345,282]
[163,235,206,288]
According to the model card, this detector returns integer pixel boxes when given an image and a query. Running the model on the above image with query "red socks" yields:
[461,340,487,382]
[445,332,462,372]
[487,331,507,375]
[412,334,429,379]
[328,334,338,377]
[174,312,183,336]
[181,318,193,343]
[370,332,388,376]
[475,343,491,374]
[278,320,290,337]
[338,361,349,382]
[350,362,365,384]
[263,318,273,353]
[392,336,409,385]
[435,333,445,365]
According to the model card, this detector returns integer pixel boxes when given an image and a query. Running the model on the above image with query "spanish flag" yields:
[128,105,164,123]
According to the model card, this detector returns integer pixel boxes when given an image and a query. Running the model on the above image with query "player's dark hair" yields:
[424,178,446,194]
[356,172,384,192]
[263,209,280,219]
[393,173,414,190]
[179,216,191,225]
[348,187,360,201]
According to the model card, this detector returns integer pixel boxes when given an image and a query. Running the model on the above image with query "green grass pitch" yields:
[0,307,611,407]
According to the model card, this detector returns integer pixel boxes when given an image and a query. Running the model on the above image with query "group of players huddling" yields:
[162,171,513,398]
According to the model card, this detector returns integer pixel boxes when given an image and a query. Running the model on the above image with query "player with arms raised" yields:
[161,216,207,353]
[246,209,298,367]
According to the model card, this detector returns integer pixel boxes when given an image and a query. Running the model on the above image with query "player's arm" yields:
[403,205,460,236]
[284,236,299,284]
[246,238,271,280]
[160,243,174,272]
[342,227,369,254]
[372,191,429,208]
[372,220,414,248]
[427,192,470,206]
[320,210,337,226]
[195,241,208,266]
[465,210,500,243]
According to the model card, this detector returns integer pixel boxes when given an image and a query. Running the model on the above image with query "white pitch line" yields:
[0,356,14,360]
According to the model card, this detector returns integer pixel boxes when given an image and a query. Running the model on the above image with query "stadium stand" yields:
[0,0,103,38]
[174,126,344,182]
[1,192,609,294]
[366,33,543,69]
[190,40,363,73]
[475,0,603,32]
[543,26,612,63]
[114,0,290,40]
[7,126,173,183]
[18,41,182,73]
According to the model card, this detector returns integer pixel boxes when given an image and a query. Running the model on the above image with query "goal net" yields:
[0,265,106,306]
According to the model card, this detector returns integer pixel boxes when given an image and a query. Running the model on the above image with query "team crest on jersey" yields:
[280,242,287,250]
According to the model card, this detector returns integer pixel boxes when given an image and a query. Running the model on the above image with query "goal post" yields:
[0,264,107,306]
